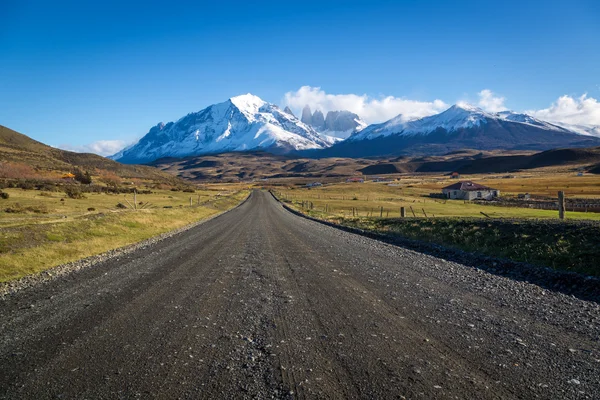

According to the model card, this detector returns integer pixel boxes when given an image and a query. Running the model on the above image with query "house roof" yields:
[443,181,496,191]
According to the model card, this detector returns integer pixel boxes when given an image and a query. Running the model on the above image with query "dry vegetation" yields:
[273,171,600,220]
[0,186,248,282]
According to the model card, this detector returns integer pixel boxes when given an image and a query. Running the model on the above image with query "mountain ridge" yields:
[112,94,331,164]
[111,95,600,163]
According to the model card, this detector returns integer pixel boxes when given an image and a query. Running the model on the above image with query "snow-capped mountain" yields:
[350,104,572,141]
[301,105,366,139]
[111,94,331,164]
[319,104,600,157]
[548,122,600,137]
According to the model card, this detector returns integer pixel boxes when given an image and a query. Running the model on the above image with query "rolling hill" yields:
[0,124,188,185]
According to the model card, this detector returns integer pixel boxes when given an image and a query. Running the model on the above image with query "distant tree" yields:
[73,168,92,185]
[64,185,85,199]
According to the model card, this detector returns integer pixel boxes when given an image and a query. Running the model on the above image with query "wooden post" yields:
[410,206,416,217]
[400,207,406,218]
[422,208,428,218]
[190,196,193,207]
[134,189,137,210]
[558,191,565,219]
[124,196,135,210]
[380,207,383,218]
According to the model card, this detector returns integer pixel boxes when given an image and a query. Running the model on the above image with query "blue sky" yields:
[1,0,599,154]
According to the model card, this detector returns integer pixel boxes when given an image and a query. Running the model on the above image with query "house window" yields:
[477,192,482,198]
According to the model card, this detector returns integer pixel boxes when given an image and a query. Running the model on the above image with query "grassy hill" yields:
[0,125,186,185]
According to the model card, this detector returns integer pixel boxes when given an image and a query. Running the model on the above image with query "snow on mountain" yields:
[547,122,600,137]
[494,111,569,131]
[300,106,366,139]
[111,94,330,164]
[351,104,572,141]
[323,103,600,157]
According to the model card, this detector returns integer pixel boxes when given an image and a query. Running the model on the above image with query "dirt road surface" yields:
[1,191,598,399]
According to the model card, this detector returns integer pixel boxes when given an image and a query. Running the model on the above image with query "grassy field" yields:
[271,171,600,276]
[0,186,248,282]
[273,171,600,220]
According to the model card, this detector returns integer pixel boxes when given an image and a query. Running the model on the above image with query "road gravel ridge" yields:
[1,190,598,399]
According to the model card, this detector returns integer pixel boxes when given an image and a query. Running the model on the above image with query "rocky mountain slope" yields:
[318,104,600,157]
[112,95,331,164]
[300,105,366,139]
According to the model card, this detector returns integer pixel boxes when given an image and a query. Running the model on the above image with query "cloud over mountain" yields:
[283,86,447,125]
[477,89,507,112]
[528,94,600,127]
[58,140,129,156]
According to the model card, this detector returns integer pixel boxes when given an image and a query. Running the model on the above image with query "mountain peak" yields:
[111,95,330,164]
[450,103,486,113]
[283,106,295,117]
[229,94,266,114]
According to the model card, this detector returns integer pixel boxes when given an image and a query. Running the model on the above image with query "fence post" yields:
[558,191,565,219]
[380,207,383,218]
[400,207,406,218]
[410,206,416,217]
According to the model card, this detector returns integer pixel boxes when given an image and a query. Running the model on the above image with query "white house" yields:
[442,181,500,200]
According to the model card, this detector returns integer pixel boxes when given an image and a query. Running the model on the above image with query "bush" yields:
[64,185,86,199]
[0,191,9,199]
[87,207,96,212]
[16,180,35,190]
[116,203,127,209]
[4,203,48,214]
[182,188,195,193]
[37,183,59,192]
[73,168,92,185]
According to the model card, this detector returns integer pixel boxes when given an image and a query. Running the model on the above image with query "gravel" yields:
[0,191,598,399]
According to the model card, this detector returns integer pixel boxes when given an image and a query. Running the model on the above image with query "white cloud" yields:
[58,140,128,157]
[282,86,447,124]
[527,94,600,127]
[477,89,507,112]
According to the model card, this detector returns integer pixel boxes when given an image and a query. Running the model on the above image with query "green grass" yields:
[275,181,600,220]
[0,188,248,282]
[330,216,600,276]
[274,187,600,277]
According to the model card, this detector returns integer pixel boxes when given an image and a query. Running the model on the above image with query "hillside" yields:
[150,146,600,182]
[0,125,186,185]
[150,152,376,181]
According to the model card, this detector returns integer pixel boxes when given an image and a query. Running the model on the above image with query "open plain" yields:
[1,191,598,399]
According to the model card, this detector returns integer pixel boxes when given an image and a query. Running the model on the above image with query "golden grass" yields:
[0,189,248,282]
[274,171,600,221]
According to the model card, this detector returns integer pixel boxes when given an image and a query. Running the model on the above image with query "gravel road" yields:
[1,190,598,399]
